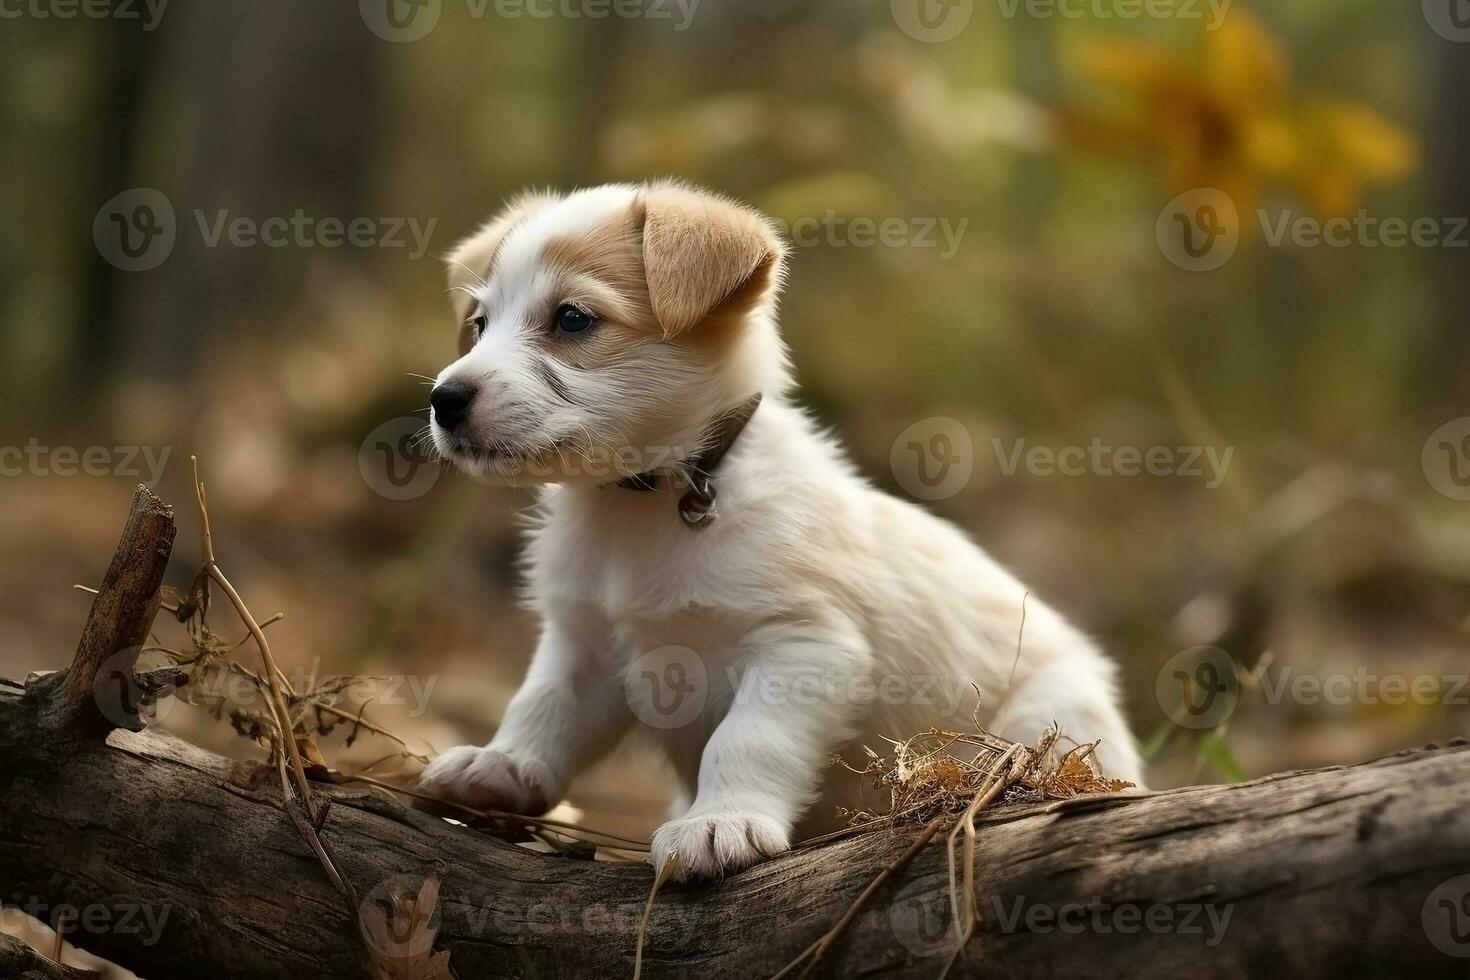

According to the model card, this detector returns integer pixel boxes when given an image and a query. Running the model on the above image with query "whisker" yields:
[446,259,489,289]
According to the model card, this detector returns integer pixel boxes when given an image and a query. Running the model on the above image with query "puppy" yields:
[419,181,1144,879]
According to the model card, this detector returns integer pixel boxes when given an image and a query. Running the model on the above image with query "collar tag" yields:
[678,478,717,529]
[615,393,761,530]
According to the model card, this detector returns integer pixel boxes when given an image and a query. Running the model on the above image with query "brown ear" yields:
[640,185,784,338]
[445,190,559,353]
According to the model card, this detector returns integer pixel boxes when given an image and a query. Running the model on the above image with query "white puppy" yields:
[419,181,1143,879]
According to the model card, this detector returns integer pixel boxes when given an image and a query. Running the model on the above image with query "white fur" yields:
[420,184,1144,880]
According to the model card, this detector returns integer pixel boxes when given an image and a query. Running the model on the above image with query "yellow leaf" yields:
[1307,99,1420,183]
[1205,8,1290,108]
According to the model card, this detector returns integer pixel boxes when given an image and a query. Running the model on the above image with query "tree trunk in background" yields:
[1430,30,1470,404]
[76,16,154,398]
[112,0,385,382]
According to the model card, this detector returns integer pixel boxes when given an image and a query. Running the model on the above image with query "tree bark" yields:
[3,491,1469,980]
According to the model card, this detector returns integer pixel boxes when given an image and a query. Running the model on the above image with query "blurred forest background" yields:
[2,0,1468,911]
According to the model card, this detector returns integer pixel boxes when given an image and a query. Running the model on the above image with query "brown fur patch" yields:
[452,184,784,367]
[446,190,559,353]
[538,185,782,364]
[539,200,658,334]
[640,184,785,339]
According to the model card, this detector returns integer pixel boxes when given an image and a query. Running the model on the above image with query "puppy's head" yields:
[430,182,787,485]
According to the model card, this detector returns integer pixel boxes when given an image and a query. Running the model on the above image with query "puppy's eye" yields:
[468,312,487,341]
[554,304,595,335]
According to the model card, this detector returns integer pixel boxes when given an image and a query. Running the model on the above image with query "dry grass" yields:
[769,713,1136,980]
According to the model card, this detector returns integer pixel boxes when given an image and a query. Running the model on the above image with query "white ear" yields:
[445,190,559,353]
[640,185,784,338]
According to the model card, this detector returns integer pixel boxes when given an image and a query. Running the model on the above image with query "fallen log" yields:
[2,487,1469,979]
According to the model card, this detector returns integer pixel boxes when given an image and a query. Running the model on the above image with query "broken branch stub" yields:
[60,484,177,736]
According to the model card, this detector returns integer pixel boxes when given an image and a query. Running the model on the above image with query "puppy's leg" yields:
[651,619,870,880]
[990,655,1145,787]
[420,620,631,814]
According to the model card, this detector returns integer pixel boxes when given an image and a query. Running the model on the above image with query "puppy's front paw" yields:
[651,809,790,881]
[418,746,555,815]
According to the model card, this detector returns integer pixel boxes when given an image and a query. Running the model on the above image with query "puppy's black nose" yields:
[430,381,476,430]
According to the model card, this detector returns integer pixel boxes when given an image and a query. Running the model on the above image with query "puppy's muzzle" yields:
[430,381,477,431]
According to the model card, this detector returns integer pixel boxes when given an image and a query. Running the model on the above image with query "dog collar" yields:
[616,393,762,530]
